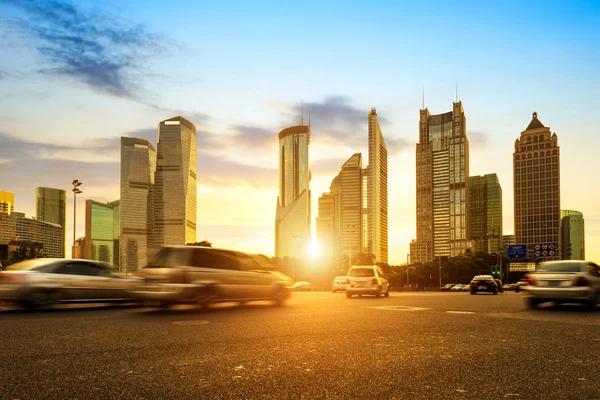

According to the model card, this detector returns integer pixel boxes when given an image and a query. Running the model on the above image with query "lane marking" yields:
[172,320,210,325]
[369,306,430,311]
[446,311,475,314]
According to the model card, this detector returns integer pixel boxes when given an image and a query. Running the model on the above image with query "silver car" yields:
[332,276,350,292]
[133,246,294,308]
[524,261,600,308]
[0,258,136,308]
[346,265,390,298]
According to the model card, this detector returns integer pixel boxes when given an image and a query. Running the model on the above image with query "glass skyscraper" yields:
[367,109,388,264]
[469,174,502,254]
[84,200,120,265]
[275,124,311,258]
[36,187,67,257]
[513,112,560,260]
[120,137,156,272]
[561,210,584,260]
[412,101,470,263]
[341,153,364,260]
[154,116,197,247]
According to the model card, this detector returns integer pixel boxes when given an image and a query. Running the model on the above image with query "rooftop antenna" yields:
[301,99,304,126]
[455,80,458,102]
[308,109,311,126]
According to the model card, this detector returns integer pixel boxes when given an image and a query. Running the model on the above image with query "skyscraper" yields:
[561,210,584,260]
[469,174,502,254]
[412,101,470,263]
[84,199,120,265]
[120,137,156,272]
[154,116,197,247]
[316,174,343,261]
[513,112,560,259]
[275,123,311,258]
[0,191,15,215]
[36,187,67,257]
[341,153,364,259]
[367,108,388,264]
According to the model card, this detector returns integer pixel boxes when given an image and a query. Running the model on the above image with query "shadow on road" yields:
[0,302,140,315]
[133,301,288,318]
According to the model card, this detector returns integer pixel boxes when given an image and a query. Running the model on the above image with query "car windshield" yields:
[349,268,375,277]
[147,248,189,268]
[538,262,583,273]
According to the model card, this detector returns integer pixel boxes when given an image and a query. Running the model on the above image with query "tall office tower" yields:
[413,101,470,263]
[340,153,364,259]
[502,235,515,257]
[154,116,197,248]
[0,213,63,258]
[469,174,502,254]
[316,192,336,260]
[367,108,388,264]
[36,187,67,257]
[513,112,560,259]
[275,122,311,258]
[84,200,120,265]
[0,191,14,215]
[561,210,584,260]
[120,137,156,272]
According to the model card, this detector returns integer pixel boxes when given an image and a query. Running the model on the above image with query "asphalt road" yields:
[1,292,599,400]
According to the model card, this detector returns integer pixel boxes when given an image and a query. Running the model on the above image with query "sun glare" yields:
[309,240,321,261]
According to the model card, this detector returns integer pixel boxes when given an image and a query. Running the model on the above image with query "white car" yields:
[346,265,390,298]
[524,261,600,309]
[451,284,465,291]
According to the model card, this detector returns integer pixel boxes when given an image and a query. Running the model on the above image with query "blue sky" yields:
[1,0,599,264]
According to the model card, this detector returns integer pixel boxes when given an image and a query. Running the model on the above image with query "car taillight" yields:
[169,268,188,284]
[522,276,534,286]
[137,270,147,278]
[371,278,378,285]
[2,273,26,283]
[470,280,476,285]
[573,276,588,287]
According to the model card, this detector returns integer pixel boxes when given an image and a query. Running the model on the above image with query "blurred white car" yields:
[332,276,350,292]
[346,266,390,298]
[451,284,464,291]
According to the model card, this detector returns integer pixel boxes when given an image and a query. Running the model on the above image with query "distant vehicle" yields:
[346,265,390,298]
[293,281,313,292]
[451,284,464,291]
[469,275,499,295]
[332,276,350,292]
[514,281,529,293]
[461,284,471,292]
[494,279,504,293]
[523,261,600,309]
[441,284,456,292]
[503,283,516,291]
[0,258,136,308]
[133,246,293,308]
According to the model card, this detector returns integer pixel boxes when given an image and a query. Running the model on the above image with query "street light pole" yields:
[72,180,83,258]
[438,256,442,288]
[406,254,410,287]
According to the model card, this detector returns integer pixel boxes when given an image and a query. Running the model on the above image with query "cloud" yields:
[469,131,489,150]
[226,125,276,151]
[3,0,165,99]
[198,153,277,189]
[311,157,349,175]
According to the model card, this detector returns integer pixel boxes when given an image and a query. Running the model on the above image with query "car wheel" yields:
[470,291,476,295]
[197,287,218,310]
[527,297,539,309]
[346,292,352,298]
[384,288,390,298]
[493,290,498,295]
[515,287,520,293]
[26,290,57,309]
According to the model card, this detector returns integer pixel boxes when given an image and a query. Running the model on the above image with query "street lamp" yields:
[72,180,83,258]
[406,254,410,287]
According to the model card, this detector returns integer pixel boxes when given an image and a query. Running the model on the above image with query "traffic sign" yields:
[510,262,536,272]
[533,242,558,258]
[507,245,527,259]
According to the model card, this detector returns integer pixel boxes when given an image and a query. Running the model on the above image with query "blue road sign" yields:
[507,245,528,259]
[533,242,558,258]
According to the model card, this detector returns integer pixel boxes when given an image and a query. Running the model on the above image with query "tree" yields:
[186,240,212,247]
[8,242,48,265]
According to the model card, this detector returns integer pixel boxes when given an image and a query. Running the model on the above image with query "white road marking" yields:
[446,311,475,314]
[172,320,210,325]
[369,306,430,311]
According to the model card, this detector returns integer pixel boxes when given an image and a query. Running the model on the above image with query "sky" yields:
[1,0,599,265]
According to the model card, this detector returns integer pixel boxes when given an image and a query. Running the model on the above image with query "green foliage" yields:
[8,242,48,265]
[186,240,212,247]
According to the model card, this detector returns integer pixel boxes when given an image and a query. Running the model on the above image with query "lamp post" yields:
[72,180,83,258]
[406,254,410,287]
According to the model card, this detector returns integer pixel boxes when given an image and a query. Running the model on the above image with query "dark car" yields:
[470,275,498,295]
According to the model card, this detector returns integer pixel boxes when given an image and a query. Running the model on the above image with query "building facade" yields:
[275,124,311,258]
[120,137,156,272]
[84,200,120,265]
[561,210,584,260]
[154,116,197,248]
[316,192,336,260]
[36,187,67,257]
[367,108,388,264]
[502,235,515,257]
[0,212,63,258]
[469,174,502,254]
[0,191,14,215]
[513,112,560,260]
[341,153,364,259]
[412,101,470,263]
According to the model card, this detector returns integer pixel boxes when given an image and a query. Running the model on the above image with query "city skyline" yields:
[1,1,599,264]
